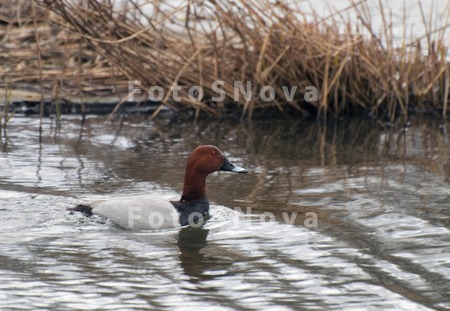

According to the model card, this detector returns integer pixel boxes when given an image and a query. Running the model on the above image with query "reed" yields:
[0,0,126,113]
[0,84,13,137]
[3,0,450,120]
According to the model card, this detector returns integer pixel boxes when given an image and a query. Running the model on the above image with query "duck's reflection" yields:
[177,226,209,281]
[177,226,209,250]
[177,225,231,282]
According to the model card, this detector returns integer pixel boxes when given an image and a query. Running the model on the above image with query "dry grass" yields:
[2,0,450,120]
[0,0,128,110]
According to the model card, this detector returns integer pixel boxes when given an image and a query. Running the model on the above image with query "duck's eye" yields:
[211,150,222,159]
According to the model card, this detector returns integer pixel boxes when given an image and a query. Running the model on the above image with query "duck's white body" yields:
[89,195,180,230]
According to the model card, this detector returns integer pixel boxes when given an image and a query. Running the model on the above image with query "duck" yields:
[70,145,248,230]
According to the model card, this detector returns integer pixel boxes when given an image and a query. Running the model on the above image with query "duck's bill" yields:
[220,157,248,173]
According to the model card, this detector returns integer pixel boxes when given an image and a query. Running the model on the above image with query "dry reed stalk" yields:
[31,0,45,137]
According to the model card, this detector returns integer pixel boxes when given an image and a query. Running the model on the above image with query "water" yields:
[0,115,449,310]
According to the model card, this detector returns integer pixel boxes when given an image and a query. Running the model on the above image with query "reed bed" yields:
[4,0,450,120]
[0,0,128,113]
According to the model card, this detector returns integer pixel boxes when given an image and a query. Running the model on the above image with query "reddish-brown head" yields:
[180,145,247,202]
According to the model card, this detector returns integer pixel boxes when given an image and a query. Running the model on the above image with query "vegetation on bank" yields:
[1,0,449,121]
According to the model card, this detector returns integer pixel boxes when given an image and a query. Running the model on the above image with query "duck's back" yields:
[90,195,180,230]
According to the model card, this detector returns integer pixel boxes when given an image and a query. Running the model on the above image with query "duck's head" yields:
[181,145,248,202]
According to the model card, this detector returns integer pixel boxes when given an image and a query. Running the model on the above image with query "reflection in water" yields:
[0,115,449,310]
[177,226,211,282]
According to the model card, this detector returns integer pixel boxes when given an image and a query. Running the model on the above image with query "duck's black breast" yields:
[170,197,210,226]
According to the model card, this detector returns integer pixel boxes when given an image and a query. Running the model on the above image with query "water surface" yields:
[0,115,449,310]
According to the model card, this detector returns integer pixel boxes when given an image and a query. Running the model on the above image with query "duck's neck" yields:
[180,171,207,202]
